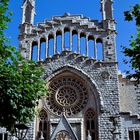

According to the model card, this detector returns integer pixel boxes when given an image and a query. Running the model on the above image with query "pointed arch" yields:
[72,30,78,53]
[31,41,38,61]
[64,27,70,50]
[40,38,46,60]
[37,109,50,140]
[56,30,62,53]
[48,34,54,57]
[88,35,95,58]
[80,32,86,55]
[85,108,97,140]
[96,38,104,60]
[44,65,104,113]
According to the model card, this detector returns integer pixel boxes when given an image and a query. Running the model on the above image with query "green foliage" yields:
[0,0,47,131]
[123,4,140,83]
[124,4,140,26]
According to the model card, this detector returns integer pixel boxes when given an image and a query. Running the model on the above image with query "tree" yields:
[123,4,140,83]
[0,0,47,132]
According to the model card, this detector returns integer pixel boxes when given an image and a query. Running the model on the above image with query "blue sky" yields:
[6,0,139,72]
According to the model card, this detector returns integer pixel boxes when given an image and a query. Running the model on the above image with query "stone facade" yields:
[0,0,140,140]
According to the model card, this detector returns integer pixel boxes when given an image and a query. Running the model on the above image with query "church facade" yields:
[0,0,140,140]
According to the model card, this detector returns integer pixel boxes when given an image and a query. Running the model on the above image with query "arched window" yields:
[96,38,103,60]
[31,41,38,61]
[56,30,62,54]
[64,27,70,50]
[88,35,95,58]
[72,30,78,53]
[37,110,49,140]
[80,32,86,55]
[48,34,54,57]
[85,109,96,140]
[40,38,46,60]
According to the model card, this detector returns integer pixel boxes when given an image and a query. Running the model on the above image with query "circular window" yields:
[46,77,88,116]
[56,86,78,107]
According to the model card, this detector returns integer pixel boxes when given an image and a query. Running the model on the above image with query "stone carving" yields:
[101,71,110,80]
[46,77,88,116]
[55,131,72,140]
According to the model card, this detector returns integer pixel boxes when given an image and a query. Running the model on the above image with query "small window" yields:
[85,109,96,140]
[37,110,49,140]
[0,133,8,140]
[128,130,140,140]
[129,131,133,140]
[135,131,139,140]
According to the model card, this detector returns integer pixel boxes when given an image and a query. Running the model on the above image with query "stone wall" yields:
[40,51,120,140]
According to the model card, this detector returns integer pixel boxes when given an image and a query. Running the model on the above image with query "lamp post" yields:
[14,124,29,140]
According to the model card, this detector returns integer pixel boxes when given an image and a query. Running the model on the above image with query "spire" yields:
[21,0,35,24]
[101,0,114,20]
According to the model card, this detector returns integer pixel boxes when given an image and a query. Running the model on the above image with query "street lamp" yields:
[14,124,29,140]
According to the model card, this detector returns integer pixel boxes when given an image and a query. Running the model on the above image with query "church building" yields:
[0,0,140,140]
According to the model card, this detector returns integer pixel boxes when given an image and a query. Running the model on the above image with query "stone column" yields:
[81,118,84,140]
[54,34,56,54]
[94,38,97,59]
[86,34,89,56]
[70,28,73,51]
[28,41,32,60]
[78,31,81,54]
[139,130,140,140]
[133,130,135,140]
[102,40,105,61]
[62,29,64,51]
[45,36,48,58]
[37,40,40,61]
[2,133,4,140]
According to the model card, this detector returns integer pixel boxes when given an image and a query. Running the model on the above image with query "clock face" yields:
[46,77,88,116]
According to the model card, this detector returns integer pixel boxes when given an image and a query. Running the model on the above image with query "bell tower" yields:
[19,0,35,36]
[21,0,35,24]
[101,0,114,20]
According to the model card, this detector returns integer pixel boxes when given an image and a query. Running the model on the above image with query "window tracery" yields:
[46,77,88,116]
[85,109,96,140]
[37,110,49,140]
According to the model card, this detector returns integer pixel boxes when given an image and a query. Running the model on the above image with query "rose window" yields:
[46,77,88,116]
[56,86,77,106]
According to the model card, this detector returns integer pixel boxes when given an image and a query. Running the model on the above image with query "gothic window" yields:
[129,130,140,140]
[72,30,78,53]
[0,133,8,140]
[64,27,70,50]
[88,35,95,58]
[85,109,96,140]
[46,77,88,116]
[55,131,72,140]
[31,41,38,61]
[40,38,46,60]
[56,30,62,53]
[80,32,86,55]
[48,34,54,57]
[96,38,103,60]
[37,110,49,140]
